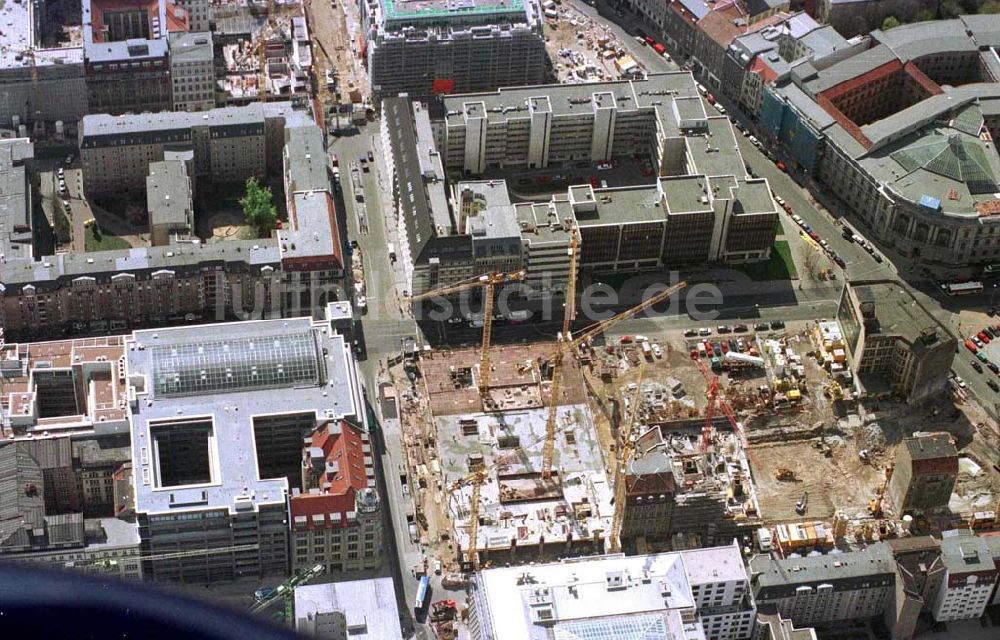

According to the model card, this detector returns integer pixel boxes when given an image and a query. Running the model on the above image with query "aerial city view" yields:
[6,0,1000,638]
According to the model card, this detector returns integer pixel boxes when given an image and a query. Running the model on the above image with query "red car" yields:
[808,231,821,242]
[776,161,787,172]
[966,339,979,353]
[706,94,716,105]
[645,36,655,45]
[782,203,792,213]
[979,331,991,344]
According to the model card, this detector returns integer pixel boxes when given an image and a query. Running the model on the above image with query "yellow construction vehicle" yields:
[774,468,794,481]
[408,271,526,403]
[868,464,894,518]
[540,280,687,479]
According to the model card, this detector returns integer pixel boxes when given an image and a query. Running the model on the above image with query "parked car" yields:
[733,324,748,333]
[770,320,786,329]
[978,331,991,344]
[596,162,613,171]
[717,325,732,334]
[776,161,787,172]
[684,329,698,337]
[972,361,984,373]
[698,327,712,336]
[989,380,999,393]
[755,322,770,331]
[989,361,1000,375]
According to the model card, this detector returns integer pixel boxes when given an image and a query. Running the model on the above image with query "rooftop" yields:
[127,317,363,516]
[378,0,532,30]
[750,543,895,592]
[167,31,213,63]
[472,547,745,640]
[0,138,33,264]
[294,577,402,640]
[439,405,612,552]
[0,0,84,69]
[850,281,948,345]
[940,533,996,575]
[901,433,958,461]
[146,160,192,227]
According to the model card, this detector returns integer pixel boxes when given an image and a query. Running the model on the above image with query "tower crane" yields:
[408,271,526,403]
[693,357,749,455]
[248,562,326,622]
[610,366,646,553]
[540,281,687,479]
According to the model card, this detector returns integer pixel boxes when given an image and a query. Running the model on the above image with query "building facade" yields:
[467,546,756,640]
[169,32,215,112]
[749,544,896,626]
[290,420,382,575]
[887,434,959,515]
[837,281,955,402]
[931,532,998,622]
[1,102,343,341]
[360,0,547,102]
[125,316,368,584]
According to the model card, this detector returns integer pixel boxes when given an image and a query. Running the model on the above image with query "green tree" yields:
[239,177,277,238]
[881,15,901,30]
[916,9,936,20]
[939,0,963,18]
[982,1,1000,14]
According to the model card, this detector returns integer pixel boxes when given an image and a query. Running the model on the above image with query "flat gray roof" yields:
[850,282,944,345]
[146,160,191,227]
[0,138,34,264]
[127,317,363,516]
[294,577,402,640]
[457,180,520,239]
[872,19,977,63]
[750,544,895,591]
[168,31,214,64]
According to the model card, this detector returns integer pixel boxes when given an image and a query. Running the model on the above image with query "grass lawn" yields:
[774,218,786,237]
[730,241,797,281]
[85,226,130,252]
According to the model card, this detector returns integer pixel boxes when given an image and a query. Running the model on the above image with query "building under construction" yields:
[620,424,761,550]
[438,405,613,565]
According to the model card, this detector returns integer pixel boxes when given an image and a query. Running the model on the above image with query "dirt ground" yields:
[421,343,588,417]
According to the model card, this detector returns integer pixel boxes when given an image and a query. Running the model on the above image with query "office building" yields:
[390,75,779,296]
[294,577,403,640]
[174,0,212,33]
[759,16,1000,270]
[749,544,896,626]
[837,281,955,402]
[359,0,547,102]
[290,420,382,575]
[1,102,344,340]
[126,316,367,584]
[467,545,757,640]
[931,531,998,622]
[169,31,215,111]
[888,434,959,515]
[0,0,87,133]
[3,517,142,580]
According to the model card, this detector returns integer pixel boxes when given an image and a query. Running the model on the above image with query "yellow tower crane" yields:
[407,271,526,403]
[610,366,645,553]
[540,281,687,479]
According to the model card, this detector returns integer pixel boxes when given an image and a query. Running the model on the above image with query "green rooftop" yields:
[891,133,997,195]
[383,0,526,28]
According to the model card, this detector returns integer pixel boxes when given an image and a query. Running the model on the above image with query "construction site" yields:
[402,266,1000,557]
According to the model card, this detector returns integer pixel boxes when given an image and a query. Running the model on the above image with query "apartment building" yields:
[290,420,382,575]
[888,434,959,515]
[467,545,756,640]
[174,0,212,32]
[169,32,215,112]
[359,0,547,102]
[883,536,945,640]
[1,102,343,341]
[126,316,368,584]
[837,281,955,402]
[754,612,817,640]
[749,544,896,626]
[0,138,35,268]
[931,532,998,622]
[73,438,132,517]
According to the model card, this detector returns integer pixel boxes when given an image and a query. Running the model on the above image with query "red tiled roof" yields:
[165,1,190,33]
[289,420,370,530]
[698,2,748,48]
